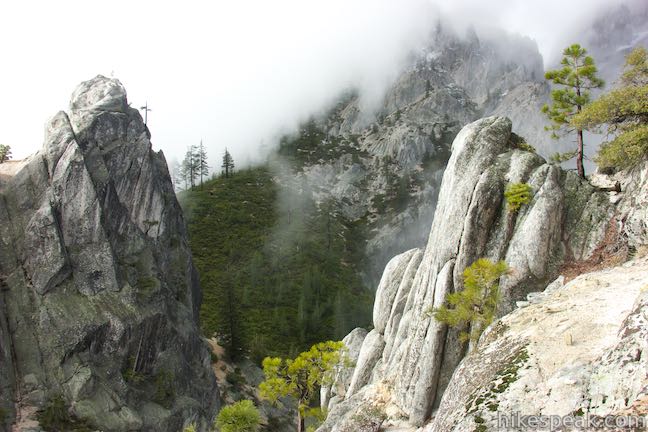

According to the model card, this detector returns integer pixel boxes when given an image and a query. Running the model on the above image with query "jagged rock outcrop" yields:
[331,24,551,158]
[584,0,648,84]
[317,116,619,431]
[312,7,648,431]
[0,76,218,431]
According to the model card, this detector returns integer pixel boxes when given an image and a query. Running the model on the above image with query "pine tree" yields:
[542,44,604,178]
[431,258,509,346]
[0,145,12,164]
[222,148,235,178]
[259,341,346,432]
[198,140,209,188]
[221,271,245,360]
[179,151,190,190]
[573,46,648,171]
[504,183,533,212]
[191,145,200,187]
[181,145,199,189]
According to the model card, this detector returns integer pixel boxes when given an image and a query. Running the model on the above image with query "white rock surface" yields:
[426,256,648,432]
[615,162,648,248]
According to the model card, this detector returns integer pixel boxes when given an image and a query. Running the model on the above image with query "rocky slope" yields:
[0,76,218,431]
[311,11,648,426]
[427,255,648,432]
[584,0,648,84]
[316,115,648,431]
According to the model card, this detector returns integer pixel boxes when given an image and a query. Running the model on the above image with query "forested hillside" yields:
[181,167,373,362]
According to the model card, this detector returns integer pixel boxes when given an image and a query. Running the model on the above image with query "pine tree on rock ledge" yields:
[431,258,509,348]
[542,43,604,178]
[573,46,648,171]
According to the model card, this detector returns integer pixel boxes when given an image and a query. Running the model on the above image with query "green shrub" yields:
[183,423,197,432]
[595,124,648,170]
[0,144,11,164]
[122,356,145,383]
[509,133,536,153]
[504,183,533,212]
[215,400,261,432]
[210,351,219,363]
[153,369,175,409]
[226,371,246,387]
[37,395,92,432]
[39,395,68,428]
[135,276,158,300]
[304,407,327,431]
[517,142,536,153]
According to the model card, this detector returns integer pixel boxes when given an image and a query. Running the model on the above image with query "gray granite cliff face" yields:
[0,76,218,431]
[317,116,642,431]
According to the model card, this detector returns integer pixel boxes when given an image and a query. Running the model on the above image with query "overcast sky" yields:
[0,0,627,167]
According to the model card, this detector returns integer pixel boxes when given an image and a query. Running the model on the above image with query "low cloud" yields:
[0,0,637,167]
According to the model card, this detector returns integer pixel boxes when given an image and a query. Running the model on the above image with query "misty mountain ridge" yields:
[271,20,559,287]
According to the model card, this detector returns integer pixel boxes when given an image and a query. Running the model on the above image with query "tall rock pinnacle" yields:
[0,75,218,431]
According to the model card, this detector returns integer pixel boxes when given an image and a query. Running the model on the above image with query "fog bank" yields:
[0,0,639,167]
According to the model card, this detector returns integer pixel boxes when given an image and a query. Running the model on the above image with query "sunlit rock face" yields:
[317,116,635,431]
[0,75,218,431]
